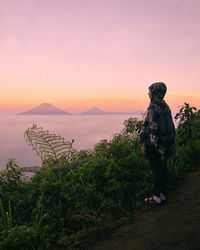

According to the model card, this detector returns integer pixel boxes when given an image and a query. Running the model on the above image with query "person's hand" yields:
[141,145,146,155]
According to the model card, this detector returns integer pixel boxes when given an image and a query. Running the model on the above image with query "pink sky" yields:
[0,0,200,113]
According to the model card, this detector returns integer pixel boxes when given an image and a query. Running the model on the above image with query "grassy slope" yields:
[91,166,200,250]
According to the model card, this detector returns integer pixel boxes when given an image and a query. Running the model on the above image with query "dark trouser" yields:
[146,146,168,197]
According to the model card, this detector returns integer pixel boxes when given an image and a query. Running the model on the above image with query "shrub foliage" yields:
[0,103,200,249]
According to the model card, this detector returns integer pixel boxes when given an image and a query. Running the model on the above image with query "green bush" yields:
[0,106,200,249]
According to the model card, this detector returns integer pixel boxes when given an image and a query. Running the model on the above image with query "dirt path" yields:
[90,167,200,250]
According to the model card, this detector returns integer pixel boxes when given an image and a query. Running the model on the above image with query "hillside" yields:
[91,167,200,250]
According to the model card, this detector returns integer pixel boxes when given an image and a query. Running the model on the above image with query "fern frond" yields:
[24,124,74,164]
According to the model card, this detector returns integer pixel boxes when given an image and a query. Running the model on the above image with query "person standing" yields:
[139,82,176,204]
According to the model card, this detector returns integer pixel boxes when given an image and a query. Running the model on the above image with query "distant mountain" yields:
[19,103,143,116]
[19,103,72,115]
[79,107,141,115]
[79,107,107,115]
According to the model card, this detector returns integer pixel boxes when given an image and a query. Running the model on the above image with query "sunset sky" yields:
[0,0,200,113]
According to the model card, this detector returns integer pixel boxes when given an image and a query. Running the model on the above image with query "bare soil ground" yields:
[90,167,200,250]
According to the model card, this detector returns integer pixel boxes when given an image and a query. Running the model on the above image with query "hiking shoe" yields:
[145,196,162,204]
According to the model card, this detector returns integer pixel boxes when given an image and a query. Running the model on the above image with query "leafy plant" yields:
[175,102,197,126]
[123,117,143,135]
[0,225,43,250]
[24,124,74,167]
[0,200,12,231]
[1,106,200,249]
[0,159,25,188]
[175,103,199,146]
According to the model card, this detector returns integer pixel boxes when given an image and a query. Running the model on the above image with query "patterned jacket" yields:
[139,82,176,160]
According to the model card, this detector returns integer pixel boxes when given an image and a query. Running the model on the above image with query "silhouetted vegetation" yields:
[0,103,200,249]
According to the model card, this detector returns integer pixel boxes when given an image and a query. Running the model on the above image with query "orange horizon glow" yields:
[1,92,200,114]
[1,1,200,114]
